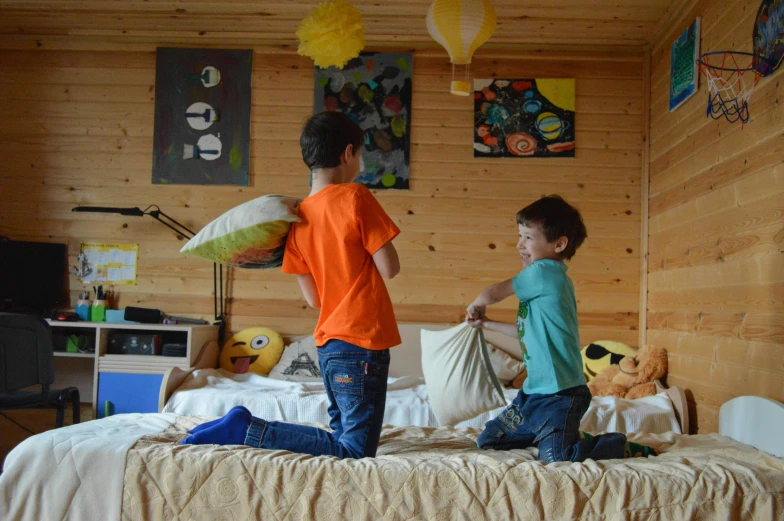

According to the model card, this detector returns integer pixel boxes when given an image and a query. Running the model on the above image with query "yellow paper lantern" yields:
[426,0,497,96]
[296,0,366,69]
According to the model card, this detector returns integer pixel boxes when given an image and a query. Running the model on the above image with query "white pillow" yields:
[268,336,323,382]
[180,194,300,268]
[487,342,526,385]
[421,323,506,426]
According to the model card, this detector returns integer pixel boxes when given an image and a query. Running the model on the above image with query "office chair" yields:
[0,313,80,428]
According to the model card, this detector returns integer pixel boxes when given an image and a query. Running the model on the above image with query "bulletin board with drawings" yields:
[80,243,138,285]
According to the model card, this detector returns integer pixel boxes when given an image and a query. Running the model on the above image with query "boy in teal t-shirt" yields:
[467,195,657,463]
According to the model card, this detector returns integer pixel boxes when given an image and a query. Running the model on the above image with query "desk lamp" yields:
[72,205,225,342]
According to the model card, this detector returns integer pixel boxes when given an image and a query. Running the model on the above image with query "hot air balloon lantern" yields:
[426,0,497,96]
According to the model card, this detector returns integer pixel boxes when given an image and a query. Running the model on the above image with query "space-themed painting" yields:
[313,52,412,189]
[473,79,575,158]
[152,48,252,185]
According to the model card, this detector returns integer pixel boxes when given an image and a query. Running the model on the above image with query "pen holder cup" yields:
[91,300,107,323]
[76,300,92,321]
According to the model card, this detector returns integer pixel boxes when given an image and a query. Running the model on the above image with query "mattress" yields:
[3,414,781,521]
[162,368,683,434]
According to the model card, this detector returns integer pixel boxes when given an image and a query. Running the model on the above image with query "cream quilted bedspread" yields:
[122,417,784,521]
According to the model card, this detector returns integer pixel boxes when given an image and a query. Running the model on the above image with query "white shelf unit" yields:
[47,320,218,417]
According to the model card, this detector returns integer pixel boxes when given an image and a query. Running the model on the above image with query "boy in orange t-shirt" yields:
[182,112,401,458]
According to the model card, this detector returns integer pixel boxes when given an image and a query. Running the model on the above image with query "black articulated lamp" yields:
[72,205,225,342]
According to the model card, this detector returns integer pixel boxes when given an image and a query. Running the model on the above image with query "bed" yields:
[1,396,782,521]
[159,323,689,435]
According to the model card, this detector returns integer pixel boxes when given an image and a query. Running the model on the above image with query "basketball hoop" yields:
[697,51,763,125]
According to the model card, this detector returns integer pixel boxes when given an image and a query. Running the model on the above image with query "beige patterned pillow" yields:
[487,342,526,385]
[268,336,322,382]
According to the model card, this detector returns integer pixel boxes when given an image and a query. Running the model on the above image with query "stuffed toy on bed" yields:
[219,327,285,375]
[587,345,668,399]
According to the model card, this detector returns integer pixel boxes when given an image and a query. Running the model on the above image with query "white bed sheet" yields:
[162,368,682,434]
[0,413,180,521]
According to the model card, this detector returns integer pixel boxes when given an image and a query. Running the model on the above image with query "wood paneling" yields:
[0,26,644,357]
[0,3,645,408]
[647,0,784,433]
[0,0,673,51]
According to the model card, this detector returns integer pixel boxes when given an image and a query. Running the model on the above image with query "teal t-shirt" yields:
[512,259,586,395]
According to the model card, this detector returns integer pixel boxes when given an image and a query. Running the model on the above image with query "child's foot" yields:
[181,406,252,445]
[186,416,224,435]
[624,440,657,458]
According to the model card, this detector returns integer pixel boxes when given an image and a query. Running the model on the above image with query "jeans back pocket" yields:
[326,360,365,410]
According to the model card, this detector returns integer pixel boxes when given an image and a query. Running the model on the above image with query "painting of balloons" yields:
[152,48,252,185]
[473,78,575,158]
[313,52,412,189]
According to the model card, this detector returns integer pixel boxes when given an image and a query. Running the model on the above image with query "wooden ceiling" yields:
[0,0,678,51]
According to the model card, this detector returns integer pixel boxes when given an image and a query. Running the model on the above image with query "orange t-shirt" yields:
[282,183,401,350]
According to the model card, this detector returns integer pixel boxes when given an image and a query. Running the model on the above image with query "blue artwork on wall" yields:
[669,18,701,112]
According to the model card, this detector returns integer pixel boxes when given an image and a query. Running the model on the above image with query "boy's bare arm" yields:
[372,240,400,279]
[466,306,518,339]
[296,273,321,309]
[478,320,518,339]
[467,278,515,318]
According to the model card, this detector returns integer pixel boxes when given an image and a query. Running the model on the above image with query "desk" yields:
[47,320,218,417]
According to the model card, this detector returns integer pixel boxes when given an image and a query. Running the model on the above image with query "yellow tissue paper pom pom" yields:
[296,0,366,69]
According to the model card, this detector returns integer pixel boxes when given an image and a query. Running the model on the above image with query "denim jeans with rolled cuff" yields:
[245,339,390,459]
[476,384,627,463]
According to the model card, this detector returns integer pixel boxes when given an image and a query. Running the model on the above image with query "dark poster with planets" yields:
[313,52,412,190]
[473,79,575,158]
[152,48,252,185]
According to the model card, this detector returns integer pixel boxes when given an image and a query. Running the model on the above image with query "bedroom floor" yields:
[0,403,92,473]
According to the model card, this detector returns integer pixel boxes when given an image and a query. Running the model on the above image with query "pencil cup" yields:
[76,299,92,321]
[91,299,107,322]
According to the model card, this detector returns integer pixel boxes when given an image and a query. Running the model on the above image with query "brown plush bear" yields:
[587,345,668,399]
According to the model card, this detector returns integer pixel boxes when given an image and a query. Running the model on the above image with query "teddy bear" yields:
[587,345,668,399]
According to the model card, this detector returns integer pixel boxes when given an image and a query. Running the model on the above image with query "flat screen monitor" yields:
[0,240,67,312]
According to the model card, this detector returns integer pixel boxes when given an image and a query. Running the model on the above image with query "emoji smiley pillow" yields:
[580,340,636,382]
[219,327,285,375]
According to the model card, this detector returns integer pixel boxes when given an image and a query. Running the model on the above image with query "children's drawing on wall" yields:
[473,79,575,158]
[753,0,784,76]
[152,48,252,185]
[669,18,700,112]
[313,52,412,189]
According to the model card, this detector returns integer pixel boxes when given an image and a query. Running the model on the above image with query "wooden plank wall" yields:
[647,0,784,433]
[0,45,644,351]
[0,0,673,50]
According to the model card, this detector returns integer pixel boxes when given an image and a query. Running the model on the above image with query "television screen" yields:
[0,240,67,311]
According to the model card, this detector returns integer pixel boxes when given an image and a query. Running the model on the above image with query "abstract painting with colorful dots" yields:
[473,78,575,158]
[313,52,412,190]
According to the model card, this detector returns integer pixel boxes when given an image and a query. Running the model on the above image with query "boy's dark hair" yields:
[300,111,364,170]
[516,195,587,260]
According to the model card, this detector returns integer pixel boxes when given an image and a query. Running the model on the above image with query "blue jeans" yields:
[245,339,390,459]
[476,385,626,463]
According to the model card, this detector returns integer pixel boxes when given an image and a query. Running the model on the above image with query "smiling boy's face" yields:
[517,223,566,267]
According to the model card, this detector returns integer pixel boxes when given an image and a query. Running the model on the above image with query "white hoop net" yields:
[697,52,763,125]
